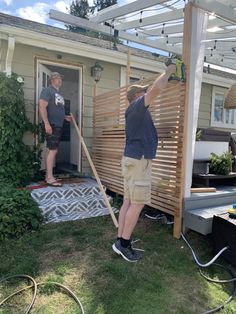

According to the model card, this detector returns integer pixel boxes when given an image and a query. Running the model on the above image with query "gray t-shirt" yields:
[40,85,65,127]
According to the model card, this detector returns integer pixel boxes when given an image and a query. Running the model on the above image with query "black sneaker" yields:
[112,240,141,262]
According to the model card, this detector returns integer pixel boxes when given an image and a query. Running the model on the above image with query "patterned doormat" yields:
[31,178,118,223]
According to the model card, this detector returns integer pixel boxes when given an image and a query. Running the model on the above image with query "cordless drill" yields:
[165,55,186,82]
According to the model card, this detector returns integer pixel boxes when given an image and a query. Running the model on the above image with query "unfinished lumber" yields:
[191,187,216,193]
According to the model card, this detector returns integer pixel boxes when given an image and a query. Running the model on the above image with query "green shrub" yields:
[0,183,43,241]
[209,152,232,175]
[0,72,41,186]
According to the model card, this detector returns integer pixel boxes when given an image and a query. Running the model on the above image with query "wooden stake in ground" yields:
[70,113,118,228]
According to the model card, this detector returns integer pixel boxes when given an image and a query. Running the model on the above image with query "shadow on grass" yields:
[0,216,236,314]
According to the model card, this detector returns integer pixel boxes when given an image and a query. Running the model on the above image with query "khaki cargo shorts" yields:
[122,156,152,204]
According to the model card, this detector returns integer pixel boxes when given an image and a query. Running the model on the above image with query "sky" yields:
[0,0,131,28]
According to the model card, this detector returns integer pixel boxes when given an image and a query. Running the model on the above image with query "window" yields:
[129,77,141,84]
[211,87,236,128]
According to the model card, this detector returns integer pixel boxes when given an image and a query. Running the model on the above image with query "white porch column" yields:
[182,3,208,198]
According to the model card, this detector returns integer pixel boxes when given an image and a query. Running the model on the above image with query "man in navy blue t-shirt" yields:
[112,64,176,262]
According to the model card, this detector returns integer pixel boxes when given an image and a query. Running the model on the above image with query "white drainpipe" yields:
[5,36,15,76]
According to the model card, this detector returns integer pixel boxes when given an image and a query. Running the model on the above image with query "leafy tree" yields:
[67,0,119,43]
[94,0,117,11]
[93,0,119,43]
[67,0,90,34]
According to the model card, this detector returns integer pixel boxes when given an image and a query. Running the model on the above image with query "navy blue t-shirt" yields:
[124,95,158,159]
[40,85,65,127]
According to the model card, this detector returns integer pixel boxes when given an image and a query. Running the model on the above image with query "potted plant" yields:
[209,152,233,175]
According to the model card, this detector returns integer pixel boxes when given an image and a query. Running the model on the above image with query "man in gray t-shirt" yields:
[39,72,71,187]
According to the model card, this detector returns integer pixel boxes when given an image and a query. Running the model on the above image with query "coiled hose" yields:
[181,233,236,314]
[0,274,84,314]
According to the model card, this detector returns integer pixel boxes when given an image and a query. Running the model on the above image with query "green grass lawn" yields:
[0,215,236,314]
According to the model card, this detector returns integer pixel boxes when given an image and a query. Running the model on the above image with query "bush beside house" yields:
[0,73,43,240]
[0,72,41,187]
[0,183,43,240]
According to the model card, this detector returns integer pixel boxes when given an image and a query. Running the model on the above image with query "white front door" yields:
[38,64,51,92]
[37,61,82,172]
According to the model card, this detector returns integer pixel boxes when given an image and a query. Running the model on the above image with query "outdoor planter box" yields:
[194,128,230,160]
[194,141,229,160]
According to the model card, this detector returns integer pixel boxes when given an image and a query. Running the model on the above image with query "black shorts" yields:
[43,124,63,150]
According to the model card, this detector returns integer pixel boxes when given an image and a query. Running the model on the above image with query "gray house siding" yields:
[198,83,236,133]
[198,83,212,129]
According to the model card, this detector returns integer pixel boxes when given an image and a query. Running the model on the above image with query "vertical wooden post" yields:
[92,81,97,161]
[93,81,97,98]
[126,48,131,87]
[125,49,131,108]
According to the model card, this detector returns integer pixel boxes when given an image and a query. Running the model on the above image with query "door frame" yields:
[35,58,83,171]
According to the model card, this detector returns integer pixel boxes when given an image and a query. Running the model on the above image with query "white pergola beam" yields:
[206,30,236,40]
[90,0,169,23]
[140,23,183,36]
[204,41,236,49]
[206,59,236,70]
[191,0,236,24]
[207,17,234,29]
[50,9,113,34]
[117,12,233,38]
[115,8,184,31]
[49,9,181,55]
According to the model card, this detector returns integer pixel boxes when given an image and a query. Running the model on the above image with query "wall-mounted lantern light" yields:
[91,61,103,83]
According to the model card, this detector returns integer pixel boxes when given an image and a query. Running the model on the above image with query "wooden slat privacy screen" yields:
[92,77,187,237]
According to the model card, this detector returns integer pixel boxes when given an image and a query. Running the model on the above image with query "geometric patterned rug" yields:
[31,179,118,223]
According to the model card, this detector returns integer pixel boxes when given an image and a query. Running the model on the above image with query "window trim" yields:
[120,66,155,86]
[211,86,236,129]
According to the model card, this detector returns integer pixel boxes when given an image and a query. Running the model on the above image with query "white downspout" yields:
[5,36,15,76]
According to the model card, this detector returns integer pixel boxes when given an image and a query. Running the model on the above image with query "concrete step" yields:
[184,189,236,210]
[31,180,102,202]
[183,204,231,235]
